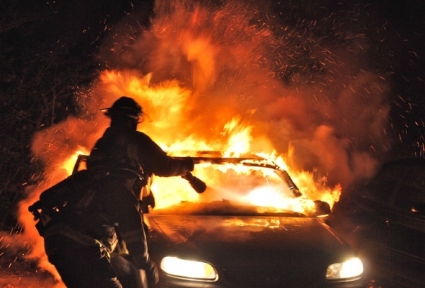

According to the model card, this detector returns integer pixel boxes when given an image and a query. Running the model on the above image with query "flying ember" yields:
[13,0,391,282]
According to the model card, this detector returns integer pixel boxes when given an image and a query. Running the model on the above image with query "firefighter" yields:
[41,96,195,288]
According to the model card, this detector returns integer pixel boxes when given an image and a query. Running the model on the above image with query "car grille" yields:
[220,265,325,288]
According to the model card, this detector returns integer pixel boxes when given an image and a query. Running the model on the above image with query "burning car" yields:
[145,151,368,288]
[74,151,366,287]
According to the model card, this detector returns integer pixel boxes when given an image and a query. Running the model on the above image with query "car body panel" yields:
[147,214,364,288]
[72,152,367,287]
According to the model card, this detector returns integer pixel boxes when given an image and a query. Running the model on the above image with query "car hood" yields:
[146,214,356,287]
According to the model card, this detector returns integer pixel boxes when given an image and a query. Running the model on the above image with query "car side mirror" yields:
[411,202,425,215]
[312,200,331,216]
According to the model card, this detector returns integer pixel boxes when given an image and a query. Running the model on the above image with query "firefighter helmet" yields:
[102,96,143,121]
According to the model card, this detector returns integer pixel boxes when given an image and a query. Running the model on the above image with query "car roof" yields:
[73,151,284,173]
[169,150,282,170]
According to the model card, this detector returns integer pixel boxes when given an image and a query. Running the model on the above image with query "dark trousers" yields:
[45,234,122,288]
[110,253,149,288]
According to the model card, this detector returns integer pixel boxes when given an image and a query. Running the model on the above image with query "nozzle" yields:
[182,172,207,193]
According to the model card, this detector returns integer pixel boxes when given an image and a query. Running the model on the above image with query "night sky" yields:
[0,0,424,206]
[1,3,424,287]
[8,1,423,149]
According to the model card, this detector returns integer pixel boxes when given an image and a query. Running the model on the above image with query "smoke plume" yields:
[14,0,392,280]
[95,0,391,186]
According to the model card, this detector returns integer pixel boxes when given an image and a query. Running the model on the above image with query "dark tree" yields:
[0,0,154,228]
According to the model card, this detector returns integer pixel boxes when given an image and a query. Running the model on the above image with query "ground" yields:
[0,229,400,288]
[0,259,60,288]
[0,239,62,288]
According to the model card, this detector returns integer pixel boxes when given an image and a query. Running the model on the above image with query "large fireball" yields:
[12,0,390,283]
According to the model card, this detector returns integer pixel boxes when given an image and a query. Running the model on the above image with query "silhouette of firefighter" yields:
[29,96,195,288]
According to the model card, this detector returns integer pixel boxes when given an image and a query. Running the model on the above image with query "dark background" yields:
[0,0,424,228]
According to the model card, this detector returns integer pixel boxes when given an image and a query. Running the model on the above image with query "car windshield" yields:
[150,157,313,217]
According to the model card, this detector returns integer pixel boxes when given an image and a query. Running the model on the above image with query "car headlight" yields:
[326,257,364,279]
[160,256,218,280]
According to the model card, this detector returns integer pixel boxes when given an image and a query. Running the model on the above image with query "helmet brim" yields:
[101,107,143,122]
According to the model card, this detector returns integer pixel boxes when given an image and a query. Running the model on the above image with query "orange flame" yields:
[17,70,341,282]
[12,0,390,283]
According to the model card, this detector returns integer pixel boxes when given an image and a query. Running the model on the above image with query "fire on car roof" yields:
[7,1,392,285]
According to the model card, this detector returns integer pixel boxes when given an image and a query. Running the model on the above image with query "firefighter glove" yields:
[182,156,194,172]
